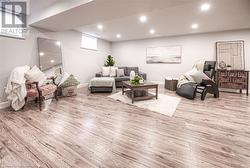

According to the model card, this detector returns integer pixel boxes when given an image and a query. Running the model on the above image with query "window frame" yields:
[80,33,98,51]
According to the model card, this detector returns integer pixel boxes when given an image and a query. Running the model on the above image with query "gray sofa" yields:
[96,67,147,87]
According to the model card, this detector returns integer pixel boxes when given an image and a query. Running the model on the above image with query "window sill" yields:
[80,47,98,51]
[0,34,25,40]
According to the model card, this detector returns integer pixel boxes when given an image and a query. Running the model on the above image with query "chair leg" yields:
[22,97,28,110]
[38,96,42,111]
[55,90,58,101]
[214,92,219,98]
[201,88,208,101]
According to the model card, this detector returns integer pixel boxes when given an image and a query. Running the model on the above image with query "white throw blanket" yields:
[5,66,30,111]
[177,60,205,88]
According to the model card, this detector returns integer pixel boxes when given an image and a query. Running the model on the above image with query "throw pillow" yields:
[25,65,47,86]
[110,67,118,77]
[60,74,80,88]
[102,67,110,77]
[190,71,211,84]
[116,69,125,77]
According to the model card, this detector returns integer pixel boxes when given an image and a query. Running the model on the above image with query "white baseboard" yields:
[151,81,164,85]
[0,101,10,109]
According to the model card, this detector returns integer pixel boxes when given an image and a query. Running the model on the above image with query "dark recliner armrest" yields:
[96,72,103,77]
[139,71,147,80]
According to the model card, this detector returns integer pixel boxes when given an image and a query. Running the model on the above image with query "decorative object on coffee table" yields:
[122,81,158,104]
[216,40,245,70]
[165,77,178,91]
[130,70,136,80]
[216,70,249,96]
[131,75,143,85]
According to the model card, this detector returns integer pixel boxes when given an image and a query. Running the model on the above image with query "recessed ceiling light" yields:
[116,34,121,38]
[50,60,55,63]
[56,41,61,46]
[149,29,155,34]
[39,52,44,56]
[139,15,147,23]
[97,24,103,30]
[191,23,199,29]
[201,3,210,11]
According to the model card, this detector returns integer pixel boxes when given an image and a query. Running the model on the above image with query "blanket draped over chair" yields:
[5,66,30,111]
[177,60,205,87]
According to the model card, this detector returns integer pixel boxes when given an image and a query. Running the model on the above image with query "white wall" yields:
[112,29,250,82]
[0,28,111,103]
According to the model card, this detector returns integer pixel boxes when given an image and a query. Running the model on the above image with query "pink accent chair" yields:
[24,77,58,110]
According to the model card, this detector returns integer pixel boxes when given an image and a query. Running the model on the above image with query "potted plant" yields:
[226,65,232,71]
[131,75,143,85]
[105,55,115,67]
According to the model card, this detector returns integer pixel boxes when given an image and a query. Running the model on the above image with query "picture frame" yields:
[216,40,245,70]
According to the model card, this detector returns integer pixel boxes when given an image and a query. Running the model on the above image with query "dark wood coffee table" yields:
[122,81,158,104]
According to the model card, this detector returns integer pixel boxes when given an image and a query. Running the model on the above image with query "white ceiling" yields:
[30,0,250,42]
[30,0,59,14]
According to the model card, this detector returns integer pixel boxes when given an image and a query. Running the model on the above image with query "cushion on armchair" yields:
[25,65,47,86]
[27,84,57,97]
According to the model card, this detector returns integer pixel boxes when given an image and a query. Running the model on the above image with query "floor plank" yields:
[0,86,249,168]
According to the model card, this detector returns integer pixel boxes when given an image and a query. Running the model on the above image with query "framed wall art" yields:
[216,40,245,70]
[146,45,182,64]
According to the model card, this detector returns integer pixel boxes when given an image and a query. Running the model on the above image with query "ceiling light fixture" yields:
[201,3,210,11]
[191,23,199,29]
[50,60,55,63]
[149,29,155,34]
[116,34,121,38]
[56,41,61,46]
[139,15,147,23]
[39,52,44,56]
[97,24,103,30]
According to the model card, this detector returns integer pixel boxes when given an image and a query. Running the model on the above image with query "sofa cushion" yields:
[110,67,118,77]
[115,76,130,82]
[102,67,110,77]
[126,67,139,76]
[116,69,125,77]
[118,67,127,76]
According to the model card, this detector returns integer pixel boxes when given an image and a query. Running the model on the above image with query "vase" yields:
[130,71,135,80]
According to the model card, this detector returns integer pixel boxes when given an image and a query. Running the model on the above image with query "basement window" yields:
[0,10,24,39]
[81,34,98,50]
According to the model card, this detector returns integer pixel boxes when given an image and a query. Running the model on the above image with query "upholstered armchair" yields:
[176,61,219,100]
[24,77,58,111]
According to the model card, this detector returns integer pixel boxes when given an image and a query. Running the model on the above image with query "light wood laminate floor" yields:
[0,86,249,168]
